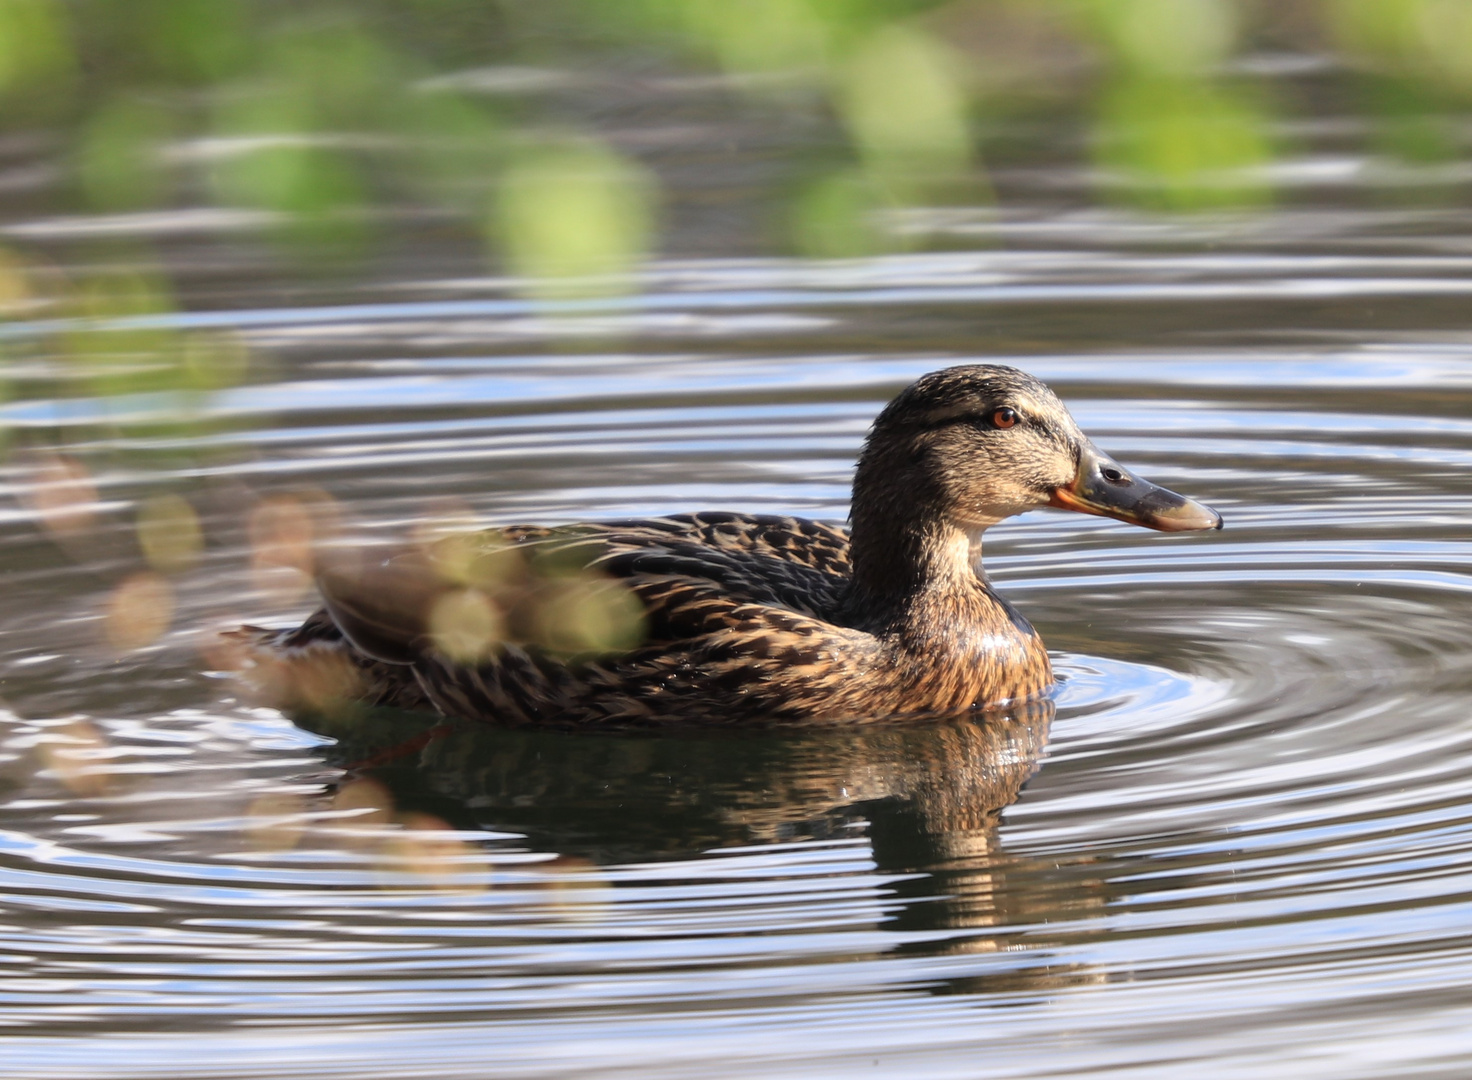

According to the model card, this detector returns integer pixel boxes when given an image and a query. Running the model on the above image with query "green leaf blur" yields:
[0,0,1463,446]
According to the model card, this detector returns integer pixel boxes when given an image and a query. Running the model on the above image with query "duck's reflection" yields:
[300,698,1101,991]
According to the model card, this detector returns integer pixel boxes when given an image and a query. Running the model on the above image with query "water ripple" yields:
[4,250,1472,1078]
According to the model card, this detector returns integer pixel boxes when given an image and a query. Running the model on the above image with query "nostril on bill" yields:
[1101,466,1128,484]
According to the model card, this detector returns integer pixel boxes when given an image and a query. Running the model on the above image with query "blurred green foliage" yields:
[0,0,73,108]
[840,26,972,196]
[1097,81,1273,210]
[55,260,248,442]
[78,99,174,211]
[0,2,1465,279]
[1326,0,1472,190]
[0,0,1462,382]
[494,140,655,299]
[676,0,833,75]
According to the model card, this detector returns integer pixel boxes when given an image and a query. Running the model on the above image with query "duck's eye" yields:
[991,407,1019,429]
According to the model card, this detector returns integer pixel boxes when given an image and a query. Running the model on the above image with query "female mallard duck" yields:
[238,365,1220,726]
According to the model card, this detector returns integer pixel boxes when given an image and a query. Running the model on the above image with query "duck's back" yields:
[555,512,854,620]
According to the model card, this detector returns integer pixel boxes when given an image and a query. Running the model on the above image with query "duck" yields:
[233,365,1221,727]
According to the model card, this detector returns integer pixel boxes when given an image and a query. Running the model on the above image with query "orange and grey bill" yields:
[1049,442,1222,533]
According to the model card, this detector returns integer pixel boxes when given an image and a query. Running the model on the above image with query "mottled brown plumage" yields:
[233,365,1220,727]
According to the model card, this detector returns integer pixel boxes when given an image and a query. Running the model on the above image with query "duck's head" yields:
[852,365,1221,543]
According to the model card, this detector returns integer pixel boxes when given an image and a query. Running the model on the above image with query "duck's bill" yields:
[1049,443,1222,532]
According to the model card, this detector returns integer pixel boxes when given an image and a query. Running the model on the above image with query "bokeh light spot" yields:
[428,587,503,662]
[136,492,203,573]
[379,811,489,894]
[839,26,972,198]
[533,574,646,657]
[493,140,656,299]
[243,792,309,852]
[24,454,99,541]
[104,571,174,651]
[248,492,338,602]
[35,717,111,799]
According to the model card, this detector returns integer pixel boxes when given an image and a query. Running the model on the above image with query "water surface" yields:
[6,68,1472,1080]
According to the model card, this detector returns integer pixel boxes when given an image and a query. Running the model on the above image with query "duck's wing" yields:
[592,512,852,578]
[511,512,853,619]
[303,512,872,725]
[409,570,880,726]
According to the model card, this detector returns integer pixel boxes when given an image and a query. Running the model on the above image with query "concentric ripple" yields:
[6,240,1472,1079]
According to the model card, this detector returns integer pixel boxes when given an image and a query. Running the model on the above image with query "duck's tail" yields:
[215,611,433,717]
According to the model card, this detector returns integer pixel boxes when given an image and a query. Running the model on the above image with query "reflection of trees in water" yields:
[304,698,1106,993]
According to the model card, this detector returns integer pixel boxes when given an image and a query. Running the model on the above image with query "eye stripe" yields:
[907,402,1040,432]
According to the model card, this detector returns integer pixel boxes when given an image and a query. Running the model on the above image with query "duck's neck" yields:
[847,503,989,627]
[844,444,1050,709]
[847,500,1050,711]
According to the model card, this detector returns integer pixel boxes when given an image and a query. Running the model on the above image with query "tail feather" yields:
[218,610,434,716]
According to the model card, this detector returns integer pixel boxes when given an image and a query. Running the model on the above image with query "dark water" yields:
[7,80,1472,1080]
